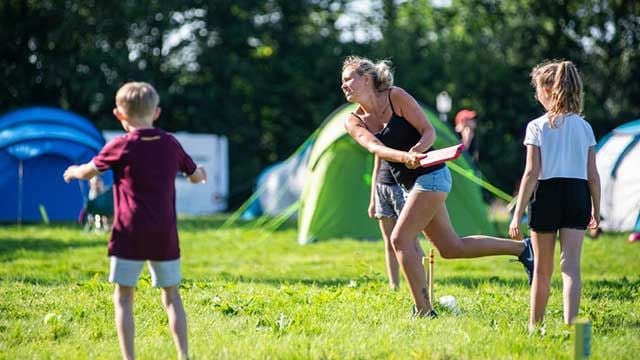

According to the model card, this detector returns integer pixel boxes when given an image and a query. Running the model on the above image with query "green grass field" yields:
[1,217,638,359]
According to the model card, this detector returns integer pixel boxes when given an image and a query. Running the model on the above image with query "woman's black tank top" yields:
[373,88,445,189]
[376,159,397,185]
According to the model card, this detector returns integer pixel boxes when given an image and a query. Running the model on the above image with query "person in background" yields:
[85,175,112,232]
[369,155,424,290]
[454,109,479,162]
[509,60,601,332]
[64,82,206,359]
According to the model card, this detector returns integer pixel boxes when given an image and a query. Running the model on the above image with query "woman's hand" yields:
[409,143,428,154]
[509,215,524,240]
[404,151,426,169]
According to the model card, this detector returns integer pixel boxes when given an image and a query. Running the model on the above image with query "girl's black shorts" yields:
[528,178,591,233]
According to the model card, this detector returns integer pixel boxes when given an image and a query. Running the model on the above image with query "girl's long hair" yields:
[530,60,583,127]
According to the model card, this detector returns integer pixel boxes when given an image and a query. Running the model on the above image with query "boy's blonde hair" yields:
[115,82,159,119]
[342,56,394,92]
[530,60,583,127]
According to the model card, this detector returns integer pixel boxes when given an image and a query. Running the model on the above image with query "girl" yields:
[341,56,534,317]
[509,60,601,331]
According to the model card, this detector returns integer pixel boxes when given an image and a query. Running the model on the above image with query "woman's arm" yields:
[586,146,601,228]
[389,87,436,153]
[509,145,541,239]
[344,115,423,168]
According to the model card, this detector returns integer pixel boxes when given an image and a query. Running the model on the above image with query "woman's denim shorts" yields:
[405,166,452,194]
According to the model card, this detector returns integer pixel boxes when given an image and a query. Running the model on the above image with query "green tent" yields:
[297,104,495,244]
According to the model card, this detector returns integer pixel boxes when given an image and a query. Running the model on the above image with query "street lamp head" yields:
[436,91,452,114]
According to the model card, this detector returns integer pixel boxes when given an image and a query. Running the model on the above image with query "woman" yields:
[341,56,533,317]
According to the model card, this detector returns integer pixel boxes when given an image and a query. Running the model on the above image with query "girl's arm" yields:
[509,145,541,239]
[344,115,424,168]
[369,155,381,218]
[586,146,601,228]
[389,87,436,153]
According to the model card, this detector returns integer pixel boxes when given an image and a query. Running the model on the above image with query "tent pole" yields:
[17,159,23,226]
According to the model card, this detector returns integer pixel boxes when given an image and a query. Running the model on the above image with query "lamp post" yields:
[436,91,452,122]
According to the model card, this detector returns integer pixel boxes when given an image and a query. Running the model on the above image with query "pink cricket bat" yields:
[420,144,466,167]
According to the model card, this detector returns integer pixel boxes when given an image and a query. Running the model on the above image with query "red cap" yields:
[454,109,477,126]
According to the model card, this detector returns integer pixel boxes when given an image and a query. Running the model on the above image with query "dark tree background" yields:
[2,0,639,206]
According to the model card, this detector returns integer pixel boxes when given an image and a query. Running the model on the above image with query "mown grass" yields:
[1,216,638,359]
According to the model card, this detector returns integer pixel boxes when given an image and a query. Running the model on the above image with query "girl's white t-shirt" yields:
[524,113,596,180]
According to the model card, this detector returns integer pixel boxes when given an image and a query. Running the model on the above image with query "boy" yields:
[64,82,206,360]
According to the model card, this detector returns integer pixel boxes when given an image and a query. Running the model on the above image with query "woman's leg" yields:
[529,231,557,331]
[424,202,525,258]
[379,217,400,290]
[393,189,530,314]
[391,191,448,314]
[558,228,585,325]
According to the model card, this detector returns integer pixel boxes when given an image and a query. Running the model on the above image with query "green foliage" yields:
[1,0,639,203]
[1,219,639,358]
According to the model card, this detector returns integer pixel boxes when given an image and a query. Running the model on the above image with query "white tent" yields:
[103,131,228,215]
[596,119,640,232]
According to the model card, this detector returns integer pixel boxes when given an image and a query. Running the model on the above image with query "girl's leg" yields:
[161,285,189,360]
[379,218,400,290]
[558,228,585,325]
[529,231,557,331]
[424,202,524,258]
[391,191,445,314]
[114,284,135,360]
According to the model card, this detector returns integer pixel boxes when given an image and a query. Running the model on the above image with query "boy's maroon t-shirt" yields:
[92,128,197,261]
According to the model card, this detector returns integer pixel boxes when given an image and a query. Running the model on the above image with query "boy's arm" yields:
[63,162,99,183]
[187,165,207,184]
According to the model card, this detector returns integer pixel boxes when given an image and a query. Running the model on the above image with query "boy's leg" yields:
[558,228,585,325]
[109,257,144,360]
[161,286,189,359]
[114,285,135,360]
[529,231,557,331]
[148,259,188,359]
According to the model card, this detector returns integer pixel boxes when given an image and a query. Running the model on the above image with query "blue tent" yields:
[0,107,105,222]
[596,119,640,233]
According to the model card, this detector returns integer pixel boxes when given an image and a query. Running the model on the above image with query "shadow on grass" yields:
[179,215,297,232]
[439,275,640,292]
[183,272,356,288]
[584,277,640,300]
[435,274,529,288]
[0,237,104,261]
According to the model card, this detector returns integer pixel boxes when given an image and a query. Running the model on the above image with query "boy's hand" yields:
[63,163,98,182]
[188,165,207,184]
[63,165,79,183]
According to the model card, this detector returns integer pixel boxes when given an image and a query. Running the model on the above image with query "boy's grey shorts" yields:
[109,256,181,288]
[374,182,406,219]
